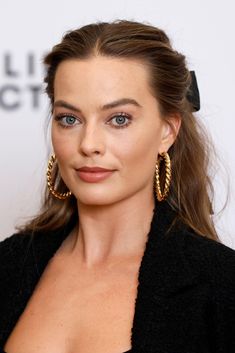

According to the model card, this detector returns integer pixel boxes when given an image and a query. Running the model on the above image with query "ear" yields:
[159,114,181,154]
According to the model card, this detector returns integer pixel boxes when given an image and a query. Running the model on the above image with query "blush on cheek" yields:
[131,136,158,171]
[51,132,74,161]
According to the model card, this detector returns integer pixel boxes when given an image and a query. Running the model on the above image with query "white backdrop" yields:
[0,0,234,248]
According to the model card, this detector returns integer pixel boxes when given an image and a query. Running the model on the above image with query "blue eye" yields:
[110,114,131,129]
[54,114,79,127]
[64,116,76,125]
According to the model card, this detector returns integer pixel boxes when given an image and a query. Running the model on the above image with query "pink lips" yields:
[76,166,115,183]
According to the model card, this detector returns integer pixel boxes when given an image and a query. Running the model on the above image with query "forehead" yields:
[54,56,154,101]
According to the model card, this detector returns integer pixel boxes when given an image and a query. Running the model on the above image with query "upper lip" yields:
[77,166,115,172]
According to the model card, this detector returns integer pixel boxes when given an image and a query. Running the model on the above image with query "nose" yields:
[79,121,105,156]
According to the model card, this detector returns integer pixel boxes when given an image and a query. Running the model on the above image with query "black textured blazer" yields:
[1,200,235,353]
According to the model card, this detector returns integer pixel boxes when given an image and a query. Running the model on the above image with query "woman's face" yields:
[51,56,180,205]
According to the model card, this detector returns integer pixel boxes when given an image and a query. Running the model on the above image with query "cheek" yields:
[51,126,75,161]
[116,127,161,174]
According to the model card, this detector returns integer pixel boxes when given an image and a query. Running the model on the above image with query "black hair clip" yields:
[186,71,200,112]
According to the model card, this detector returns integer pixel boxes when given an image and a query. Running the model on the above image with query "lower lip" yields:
[76,170,115,182]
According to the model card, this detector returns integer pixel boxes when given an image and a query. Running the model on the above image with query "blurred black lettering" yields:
[4,53,19,77]
[0,52,44,111]
[0,85,20,110]
[28,85,42,108]
[28,53,35,76]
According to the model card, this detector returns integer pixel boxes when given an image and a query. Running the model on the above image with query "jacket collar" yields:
[32,198,199,300]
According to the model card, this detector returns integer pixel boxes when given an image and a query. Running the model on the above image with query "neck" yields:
[68,187,156,269]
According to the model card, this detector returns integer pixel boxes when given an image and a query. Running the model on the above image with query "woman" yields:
[0,19,235,353]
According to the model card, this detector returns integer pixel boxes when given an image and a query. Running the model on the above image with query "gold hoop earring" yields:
[155,151,171,201]
[46,154,72,200]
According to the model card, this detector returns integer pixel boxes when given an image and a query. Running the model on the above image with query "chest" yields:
[4,254,139,353]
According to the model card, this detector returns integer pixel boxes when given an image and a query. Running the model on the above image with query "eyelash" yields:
[54,112,132,129]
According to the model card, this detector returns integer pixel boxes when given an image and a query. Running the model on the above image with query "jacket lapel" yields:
[131,200,200,352]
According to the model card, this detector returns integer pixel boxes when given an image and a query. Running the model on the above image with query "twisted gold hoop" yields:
[46,154,72,200]
[155,152,171,201]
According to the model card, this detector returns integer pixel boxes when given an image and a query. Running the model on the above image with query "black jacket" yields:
[1,200,235,353]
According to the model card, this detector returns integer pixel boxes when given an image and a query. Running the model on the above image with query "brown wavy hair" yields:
[19,19,221,241]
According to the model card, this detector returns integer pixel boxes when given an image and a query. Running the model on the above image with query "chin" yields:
[74,188,127,207]
[74,190,117,206]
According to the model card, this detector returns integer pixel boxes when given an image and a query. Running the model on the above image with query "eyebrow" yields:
[53,98,142,112]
